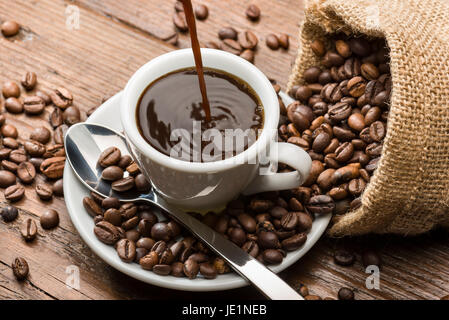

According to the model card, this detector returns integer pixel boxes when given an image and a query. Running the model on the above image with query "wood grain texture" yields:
[0,0,447,300]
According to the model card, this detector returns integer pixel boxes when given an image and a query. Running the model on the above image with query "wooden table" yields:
[0,0,448,300]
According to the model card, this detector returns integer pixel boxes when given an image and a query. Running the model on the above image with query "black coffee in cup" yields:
[136,67,264,162]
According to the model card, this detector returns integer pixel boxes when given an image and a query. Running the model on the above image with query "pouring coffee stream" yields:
[181,0,211,122]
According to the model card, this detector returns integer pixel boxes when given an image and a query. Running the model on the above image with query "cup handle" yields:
[242,142,311,195]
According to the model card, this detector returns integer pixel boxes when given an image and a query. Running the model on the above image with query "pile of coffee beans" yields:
[0,70,85,203]
[278,35,391,219]
[85,147,315,279]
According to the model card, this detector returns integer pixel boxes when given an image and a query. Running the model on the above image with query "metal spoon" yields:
[64,122,303,300]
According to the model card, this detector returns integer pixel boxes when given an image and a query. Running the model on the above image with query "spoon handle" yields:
[141,194,303,300]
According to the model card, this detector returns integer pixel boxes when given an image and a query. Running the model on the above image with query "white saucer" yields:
[63,91,331,292]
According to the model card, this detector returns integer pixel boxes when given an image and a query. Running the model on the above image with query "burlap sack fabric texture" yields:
[287,0,449,236]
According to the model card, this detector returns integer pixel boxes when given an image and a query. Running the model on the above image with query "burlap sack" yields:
[287,0,449,236]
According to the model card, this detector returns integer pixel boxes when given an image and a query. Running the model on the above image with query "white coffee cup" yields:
[121,48,311,211]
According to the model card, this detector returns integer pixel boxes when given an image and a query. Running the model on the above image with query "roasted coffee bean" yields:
[364,106,381,126]
[24,140,45,157]
[334,249,355,266]
[135,219,153,237]
[4,184,24,202]
[258,231,280,249]
[94,221,120,244]
[262,249,283,264]
[311,39,325,57]
[21,71,37,91]
[49,107,64,128]
[222,39,242,55]
[24,96,45,115]
[160,249,175,265]
[237,213,256,233]
[134,173,150,192]
[282,233,307,251]
[36,90,51,105]
[249,199,274,213]
[99,147,121,167]
[348,178,366,196]
[21,218,38,241]
[245,4,260,20]
[316,168,335,190]
[63,106,81,125]
[139,251,159,270]
[0,169,16,188]
[279,34,289,50]
[116,238,136,263]
[361,62,379,80]
[43,144,65,158]
[52,179,64,196]
[103,208,121,226]
[218,27,237,40]
[151,222,171,242]
[136,238,156,251]
[153,264,171,276]
[101,197,120,210]
[304,67,321,84]
[5,97,23,113]
[362,250,381,267]
[1,21,20,37]
[183,259,200,279]
[2,81,20,98]
[321,83,342,103]
[17,162,36,184]
[204,41,221,49]
[329,185,348,200]
[295,85,312,102]
[1,124,18,138]
[229,227,246,246]
[347,112,365,131]
[12,257,29,281]
[332,164,360,184]
[9,149,27,164]
[349,38,371,56]
[335,40,352,58]
[335,142,354,163]
[280,212,298,230]
[40,209,59,229]
[312,132,331,153]
[307,195,335,214]
[54,124,68,145]
[121,216,139,230]
[343,57,361,78]
[1,205,18,222]
[369,121,386,142]
[347,76,366,97]
[40,157,65,179]
[266,34,280,50]
[101,166,123,181]
[287,102,313,132]
[170,262,184,277]
[2,159,18,172]
[35,183,53,200]
[366,142,383,158]
[135,248,148,263]
[296,212,313,232]
[239,49,255,63]
[117,155,133,169]
[242,240,259,258]
[126,162,140,175]
[2,137,19,149]
[111,177,134,192]
[151,240,168,257]
[238,30,258,50]
[30,126,51,144]
[338,287,355,300]
[50,87,73,109]
[194,4,208,20]
[124,229,139,242]
[120,203,137,220]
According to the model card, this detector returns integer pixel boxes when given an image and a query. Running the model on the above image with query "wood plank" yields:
[74,0,305,89]
[0,0,448,300]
